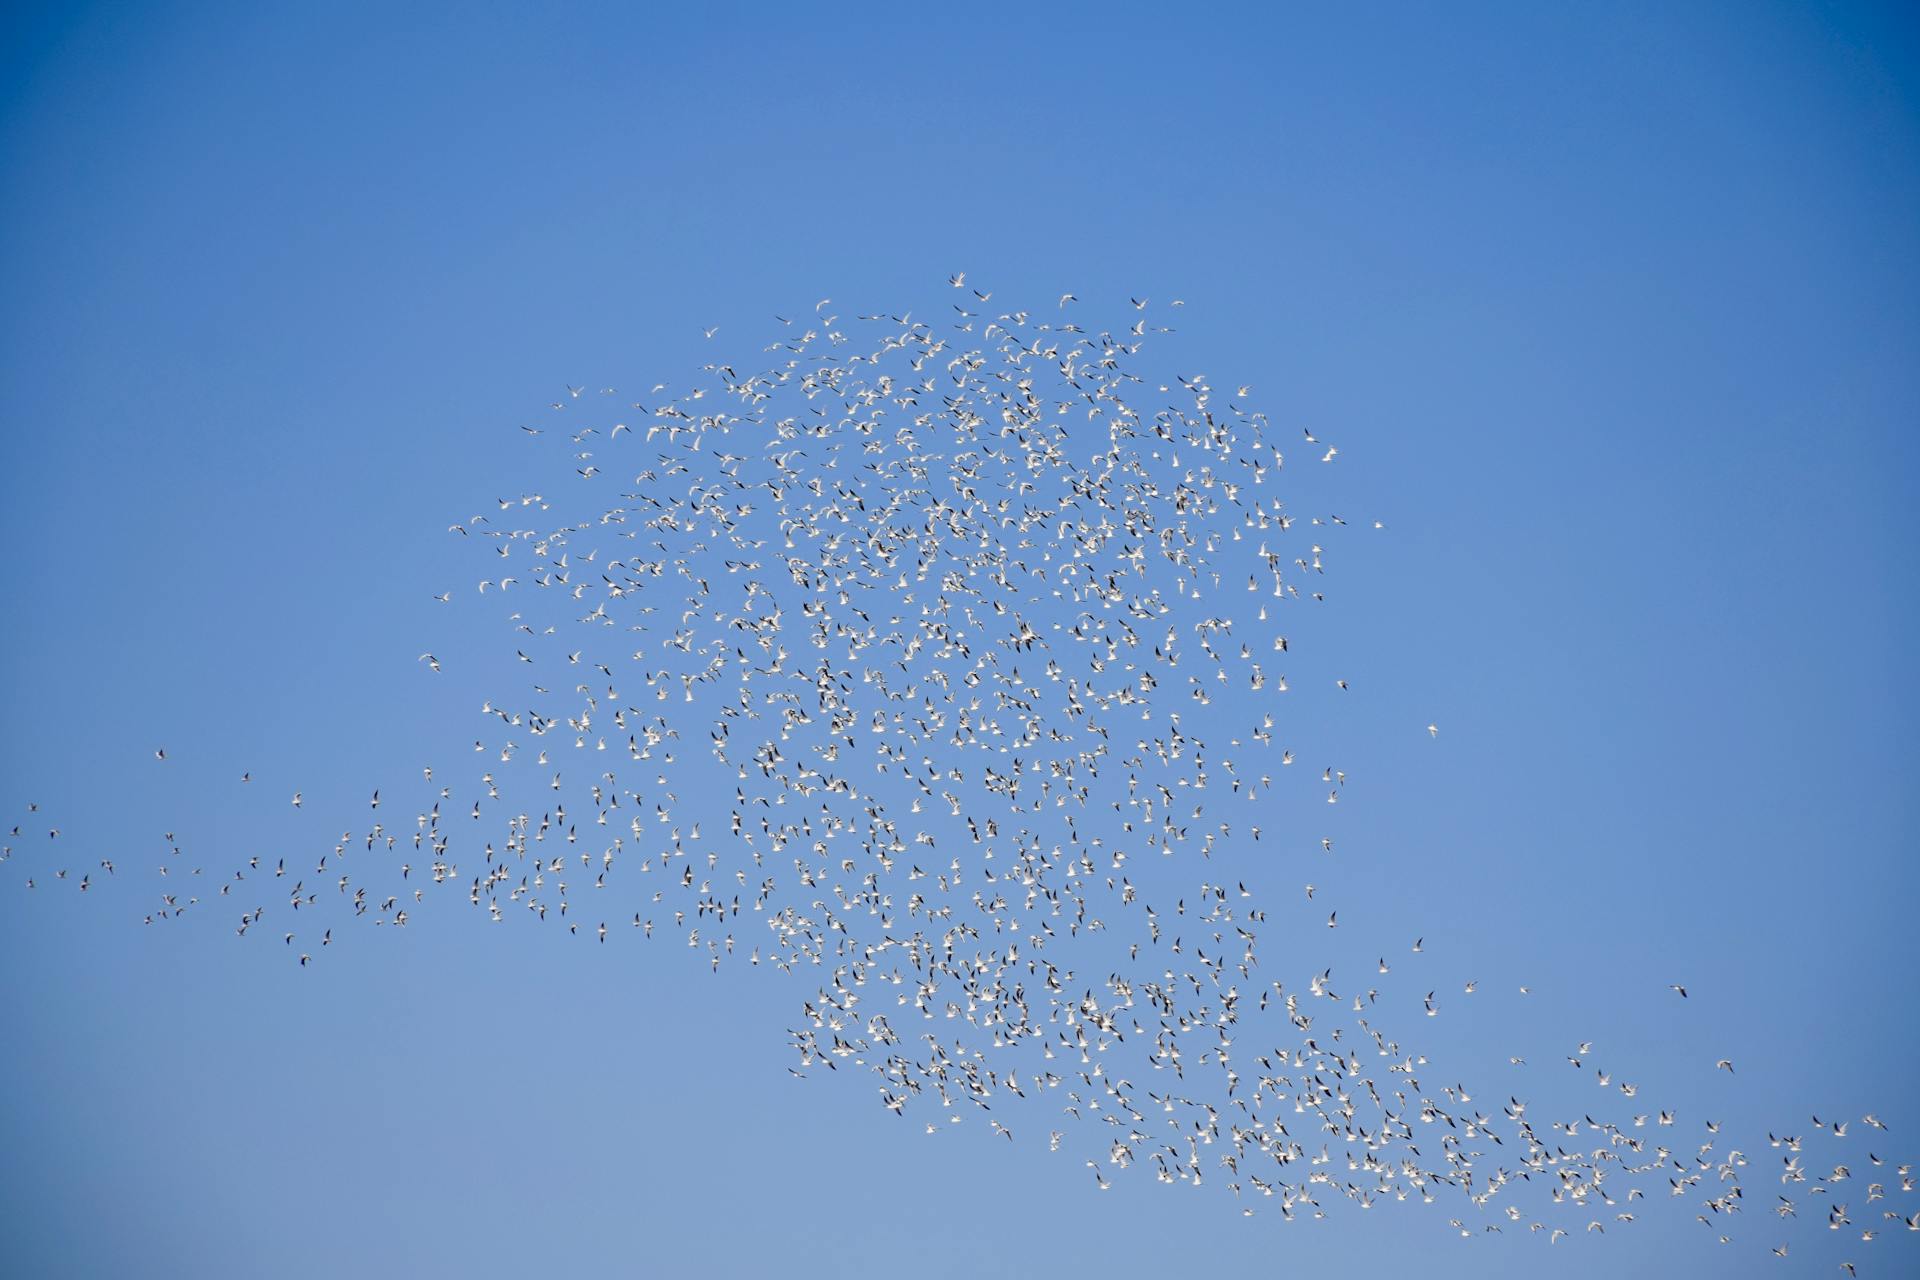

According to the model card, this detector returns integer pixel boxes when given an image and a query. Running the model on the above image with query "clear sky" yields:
[2,3,1916,1278]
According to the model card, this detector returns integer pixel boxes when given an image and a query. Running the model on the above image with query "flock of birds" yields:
[6,279,1913,1272]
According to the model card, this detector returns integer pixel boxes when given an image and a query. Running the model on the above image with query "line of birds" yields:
[6,279,1913,1273]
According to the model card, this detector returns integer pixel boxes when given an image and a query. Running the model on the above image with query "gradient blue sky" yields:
[2,3,1916,1277]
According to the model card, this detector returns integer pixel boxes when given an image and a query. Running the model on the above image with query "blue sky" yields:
[2,3,1916,1277]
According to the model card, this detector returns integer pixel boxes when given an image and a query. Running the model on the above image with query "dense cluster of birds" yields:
[6,280,1914,1271]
